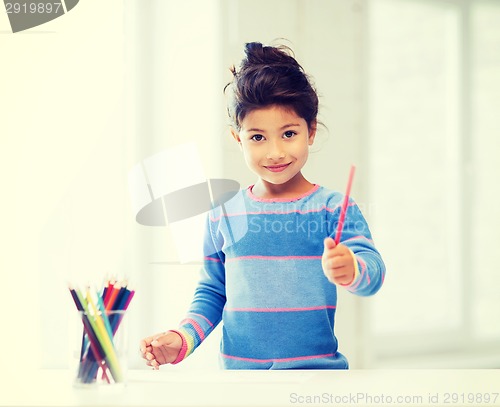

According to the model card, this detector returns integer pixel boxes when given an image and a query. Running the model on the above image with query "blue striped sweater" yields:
[171,184,385,369]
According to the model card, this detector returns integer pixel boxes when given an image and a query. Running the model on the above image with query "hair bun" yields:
[243,42,299,69]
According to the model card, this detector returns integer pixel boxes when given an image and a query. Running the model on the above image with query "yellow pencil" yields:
[85,288,123,382]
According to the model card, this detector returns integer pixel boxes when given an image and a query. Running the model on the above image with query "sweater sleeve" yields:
[328,197,386,297]
[172,214,226,363]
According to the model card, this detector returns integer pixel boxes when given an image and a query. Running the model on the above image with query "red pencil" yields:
[105,282,121,310]
[334,165,356,245]
[102,279,115,305]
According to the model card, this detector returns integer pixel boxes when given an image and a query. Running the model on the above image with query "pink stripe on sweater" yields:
[210,206,338,222]
[209,201,357,222]
[221,352,335,364]
[204,256,222,263]
[225,305,336,312]
[343,235,374,244]
[209,200,362,222]
[180,318,205,341]
[226,255,322,262]
[189,313,214,327]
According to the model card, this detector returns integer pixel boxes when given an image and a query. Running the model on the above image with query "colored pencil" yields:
[102,278,115,305]
[105,282,121,310]
[69,279,133,384]
[112,285,127,311]
[111,289,134,335]
[122,289,135,311]
[113,284,130,311]
[96,290,114,339]
[334,165,356,245]
[68,287,110,383]
[85,288,123,383]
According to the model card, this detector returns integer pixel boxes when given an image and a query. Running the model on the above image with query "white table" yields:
[2,369,499,406]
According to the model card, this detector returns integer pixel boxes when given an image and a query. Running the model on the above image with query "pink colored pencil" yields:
[334,165,356,244]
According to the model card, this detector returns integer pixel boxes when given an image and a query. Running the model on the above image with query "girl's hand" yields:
[140,331,183,369]
[322,237,356,286]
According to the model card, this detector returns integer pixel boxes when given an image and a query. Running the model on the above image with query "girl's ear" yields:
[230,128,243,149]
[308,120,317,145]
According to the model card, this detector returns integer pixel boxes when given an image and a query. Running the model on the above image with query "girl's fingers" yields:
[151,331,180,347]
[141,331,183,368]
[327,256,350,270]
[323,237,336,251]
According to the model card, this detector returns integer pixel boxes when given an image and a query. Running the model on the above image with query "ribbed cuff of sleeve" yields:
[169,330,188,364]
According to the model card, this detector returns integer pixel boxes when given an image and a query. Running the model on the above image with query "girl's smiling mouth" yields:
[265,163,291,172]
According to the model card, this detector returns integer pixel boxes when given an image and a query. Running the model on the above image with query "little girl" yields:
[140,42,386,369]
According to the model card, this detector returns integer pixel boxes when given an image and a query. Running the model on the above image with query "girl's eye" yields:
[283,131,296,139]
[251,134,264,142]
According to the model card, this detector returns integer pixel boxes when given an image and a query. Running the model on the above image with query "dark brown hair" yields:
[225,42,319,131]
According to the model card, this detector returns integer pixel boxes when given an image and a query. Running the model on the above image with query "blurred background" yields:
[1,0,499,372]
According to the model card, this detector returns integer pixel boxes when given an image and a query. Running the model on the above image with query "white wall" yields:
[1,0,128,372]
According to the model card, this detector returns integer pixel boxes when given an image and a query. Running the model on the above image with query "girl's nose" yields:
[266,141,285,160]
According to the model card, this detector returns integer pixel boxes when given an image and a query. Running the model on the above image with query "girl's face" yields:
[231,105,316,192]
